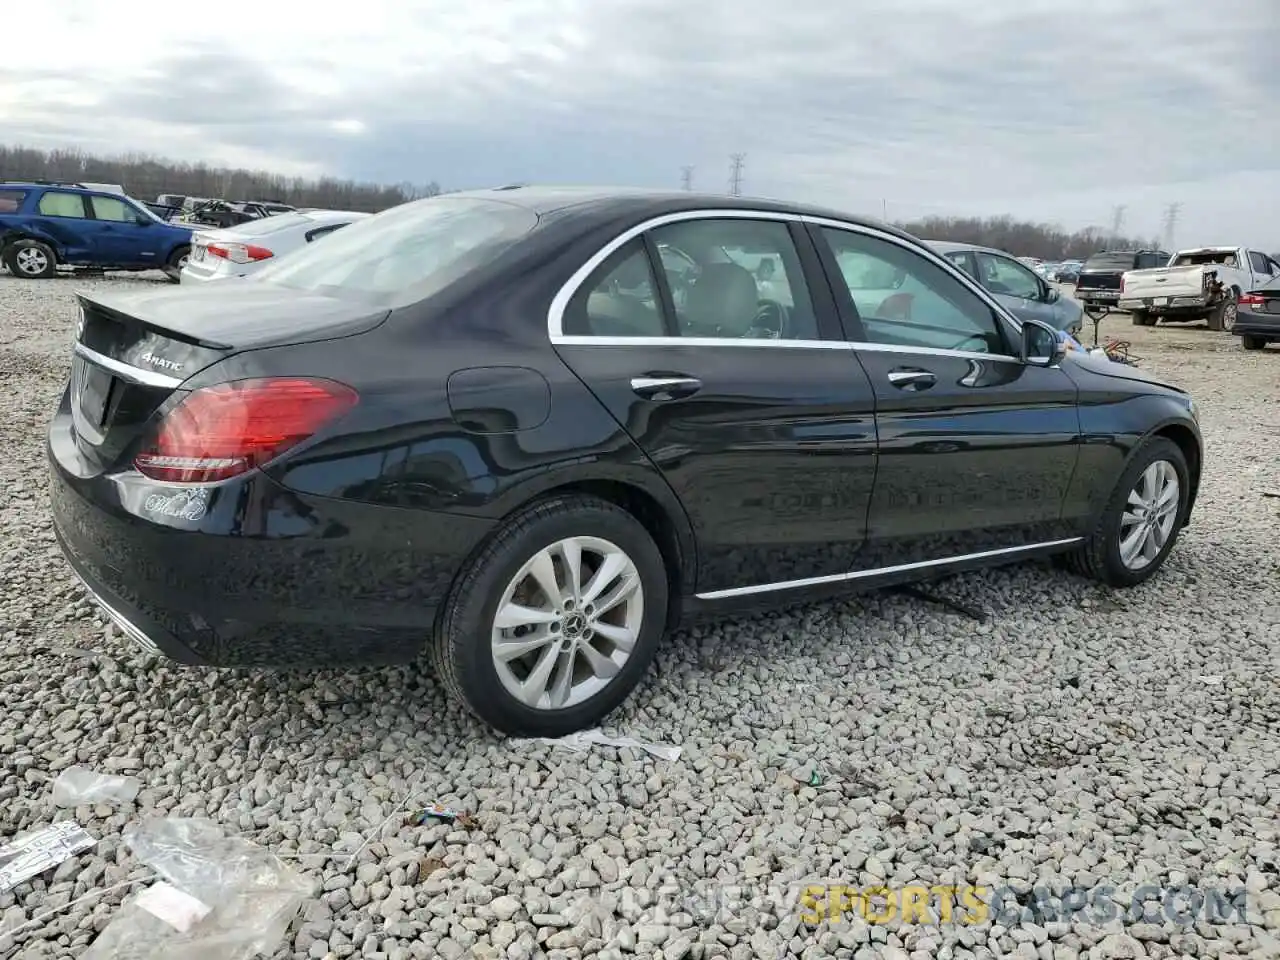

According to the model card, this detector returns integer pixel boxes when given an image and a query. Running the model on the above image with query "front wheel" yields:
[4,239,57,279]
[1062,436,1189,588]
[432,496,670,736]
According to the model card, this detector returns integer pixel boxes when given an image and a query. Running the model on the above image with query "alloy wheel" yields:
[1118,459,1180,571]
[1221,301,1237,331]
[490,535,644,710]
[15,247,48,276]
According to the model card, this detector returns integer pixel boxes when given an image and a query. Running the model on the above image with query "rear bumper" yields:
[48,414,496,668]
[1232,311,1280,337]
[1118,295,1209,314]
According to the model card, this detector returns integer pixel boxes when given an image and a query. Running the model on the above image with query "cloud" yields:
[1,0,1277,244]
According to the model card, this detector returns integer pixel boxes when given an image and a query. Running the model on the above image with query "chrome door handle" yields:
[887,368,936,390]
[630,376,702,400]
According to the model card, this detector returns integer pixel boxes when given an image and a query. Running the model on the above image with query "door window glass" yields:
[821,227,1007,354]
[1248,250,1272,274]
[648,218,820,340]
[89,195,139,222]
[976,253,1042,300]
[37,191,86,218]
[563,240,666,337]
[944,250,979,280]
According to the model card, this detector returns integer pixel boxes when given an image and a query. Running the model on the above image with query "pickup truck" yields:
[1073,249,1170,313]
[1119,246,1280,331]
[0,181,193,281]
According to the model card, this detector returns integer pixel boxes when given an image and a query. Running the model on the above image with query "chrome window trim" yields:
[695,537,1083,601]
[73,343,184,388]
[545,207,1027,355]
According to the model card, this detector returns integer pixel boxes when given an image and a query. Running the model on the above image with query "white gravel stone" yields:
[0,277,1277,959]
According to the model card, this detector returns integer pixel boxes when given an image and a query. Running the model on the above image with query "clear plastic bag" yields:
[81,818,310,960]
[51,767,141,807]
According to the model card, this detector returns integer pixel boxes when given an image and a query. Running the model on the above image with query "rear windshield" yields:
[1083,252,1137,270]
[0,189,26,213]
[1171,250,1238,267]
[252,197,539,307]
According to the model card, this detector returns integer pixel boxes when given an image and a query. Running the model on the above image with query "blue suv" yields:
[0,181,194,282]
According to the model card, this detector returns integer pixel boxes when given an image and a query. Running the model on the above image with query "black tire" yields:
[1130,310,1155,327]
[1062,436,1190,588]
[1207,291,1237,332]
[1241,334,1267,351]
[432,495,670,736]
[3,239,57,279]
[162,245,190,283]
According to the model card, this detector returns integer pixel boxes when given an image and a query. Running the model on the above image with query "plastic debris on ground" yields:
[80,818,310,960]
[514,728,682,762]
[409,802,460,824]
[0,821,97,893]
[52,767,142,808]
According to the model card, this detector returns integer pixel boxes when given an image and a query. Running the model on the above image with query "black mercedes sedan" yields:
[48,187,1203,736]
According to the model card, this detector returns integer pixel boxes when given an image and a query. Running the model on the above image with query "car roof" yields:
[438,185,921,241]
[924,239,1022,258]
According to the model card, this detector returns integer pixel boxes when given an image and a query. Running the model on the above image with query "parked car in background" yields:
[0,181,193,280]
[1074,250,1170,313]
[1034,261,1061,279]
[1053,261,1082,283]
[928,241,1084,334]
[1119,246,1279,330]
[182,209,369,283]
[1233,275,1280,350]
[48,187,1202,736]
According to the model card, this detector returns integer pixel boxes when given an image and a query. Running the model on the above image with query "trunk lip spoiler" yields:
[73,342,184,389]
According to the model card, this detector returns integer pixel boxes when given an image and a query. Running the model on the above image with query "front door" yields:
[550,215,878,596]
[86,194,159,268]
[811,222,1082,569]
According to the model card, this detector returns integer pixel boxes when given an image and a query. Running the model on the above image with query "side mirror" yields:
[1043,285,1060,304]
[134,216,152,227]
[1021,318,1065,367]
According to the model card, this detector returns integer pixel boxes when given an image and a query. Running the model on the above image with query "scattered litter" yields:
[515,728,682,762]
[134,881,212,933]
[409,802,459,824]
[1198,675,1225,685]
[0,821,97,893]
[81,818,309,960]
[52,767,141,808]
[806,769,824,787]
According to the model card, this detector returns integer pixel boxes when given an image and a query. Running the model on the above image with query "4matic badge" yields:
[144,488,208,522]
[140,353,183,373]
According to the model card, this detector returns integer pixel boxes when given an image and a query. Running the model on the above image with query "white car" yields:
[181,209,369,282]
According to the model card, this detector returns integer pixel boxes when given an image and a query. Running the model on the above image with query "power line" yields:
[680,166,694,191]
[1161,202,1181,250]
[728,153,745,197]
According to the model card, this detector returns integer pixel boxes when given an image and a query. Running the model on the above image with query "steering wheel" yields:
[749,299,790,338]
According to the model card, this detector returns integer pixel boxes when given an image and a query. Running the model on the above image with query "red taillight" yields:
[134,378,358,483]
[206,242,273,264]
[1239,293,1265,306]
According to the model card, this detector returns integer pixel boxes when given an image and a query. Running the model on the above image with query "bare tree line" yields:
[0,145,441,212]
[894,213,1162,261]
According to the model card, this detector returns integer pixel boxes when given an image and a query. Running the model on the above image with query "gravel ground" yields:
[1,273,1278,960]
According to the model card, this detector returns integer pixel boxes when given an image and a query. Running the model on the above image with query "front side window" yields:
[37,191,86,218]
[821,228,1007,354]
[1248,251,1273,274]
[648,218,820,340]
[89,195,140,222]
[977,253,1042,300]
[253,197,538,307]
[562,241,666,337]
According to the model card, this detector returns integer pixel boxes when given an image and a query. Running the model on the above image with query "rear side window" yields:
[37,191,87,218]
[0,189,25,213]
[253,198,538,307]
[563,240,666,337]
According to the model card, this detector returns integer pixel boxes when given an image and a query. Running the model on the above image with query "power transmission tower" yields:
[680,166,694,191]
[1161,202,1181,250]
[728,153,745,197]
[1108,205,1127,247]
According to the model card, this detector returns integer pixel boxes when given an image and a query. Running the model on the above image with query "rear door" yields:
[86,194,159,267]
[809,221,1082,569]
[550,212,878,598]
[32,190,96,262]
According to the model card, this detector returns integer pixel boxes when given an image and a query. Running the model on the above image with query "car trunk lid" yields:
[69,283,389,470]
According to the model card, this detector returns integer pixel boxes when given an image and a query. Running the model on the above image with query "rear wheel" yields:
[1130,310,1155,327]
[1062,436,1189,588]
[432,495,669,736]
[1207,291,1237,332]
[4,239,57,279]
[1241,334,1267,351]
[163,245,190,283]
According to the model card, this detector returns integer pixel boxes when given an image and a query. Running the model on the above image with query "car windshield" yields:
[252,197,539,307]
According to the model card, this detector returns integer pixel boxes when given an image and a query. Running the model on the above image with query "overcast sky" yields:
[3,0,1277,247]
